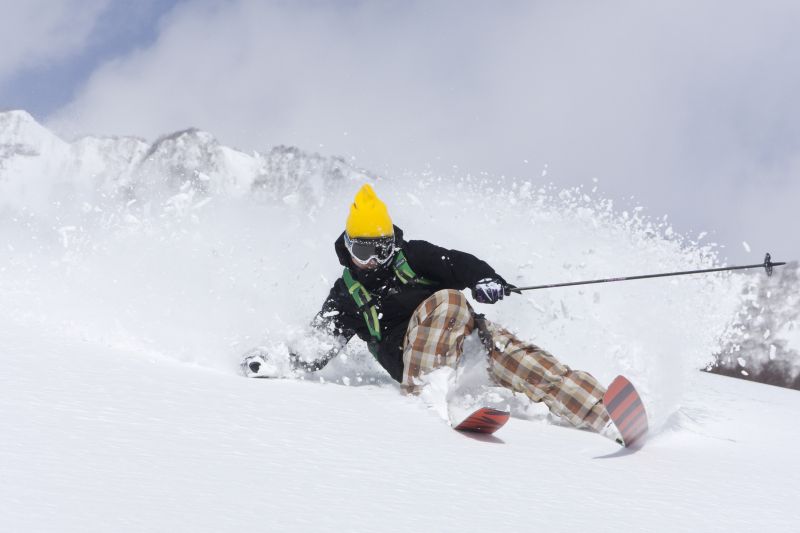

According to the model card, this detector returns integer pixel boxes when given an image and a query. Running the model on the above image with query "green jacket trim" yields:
[341,250,436,352]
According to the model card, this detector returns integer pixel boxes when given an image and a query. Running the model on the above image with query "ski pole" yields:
[508,252,786,293]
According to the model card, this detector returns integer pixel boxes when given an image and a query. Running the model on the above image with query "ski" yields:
[603,375,649,447]
[452,407,510,434]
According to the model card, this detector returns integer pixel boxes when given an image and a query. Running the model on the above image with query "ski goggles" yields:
[344,234,396,264]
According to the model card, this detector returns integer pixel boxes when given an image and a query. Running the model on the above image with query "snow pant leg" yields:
[483,320,610,432]
[401,289,475,393]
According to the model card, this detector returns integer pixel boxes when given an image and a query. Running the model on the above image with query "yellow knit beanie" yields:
[346,184,394,238]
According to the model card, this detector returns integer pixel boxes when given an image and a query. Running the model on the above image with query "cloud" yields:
[0,0,109,88]
[48,0,800,262]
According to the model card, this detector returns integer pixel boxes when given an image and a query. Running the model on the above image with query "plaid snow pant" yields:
[401,289,610,432]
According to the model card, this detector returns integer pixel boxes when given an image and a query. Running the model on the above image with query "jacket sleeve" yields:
[403,239,505,290]
[288,279,361,372]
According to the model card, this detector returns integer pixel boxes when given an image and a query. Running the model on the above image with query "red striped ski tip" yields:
[454,407,510,434]
[603,375,649,447]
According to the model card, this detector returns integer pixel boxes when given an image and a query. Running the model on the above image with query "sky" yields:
[1,0,798,265]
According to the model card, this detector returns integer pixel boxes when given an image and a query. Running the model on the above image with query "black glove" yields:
[241,347,279,378]
[471,278,510,304]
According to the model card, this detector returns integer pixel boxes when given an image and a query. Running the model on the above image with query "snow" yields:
[1,112,798,531]
[1,325,798,532]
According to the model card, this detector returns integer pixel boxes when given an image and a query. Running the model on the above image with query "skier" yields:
[243,184,621,441]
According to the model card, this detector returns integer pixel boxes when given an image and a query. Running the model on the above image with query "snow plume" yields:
[0,111,745,431]
[710,262,800,389]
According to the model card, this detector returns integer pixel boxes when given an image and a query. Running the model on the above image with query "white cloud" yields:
[48,0,800,262]
[0,0,109,86]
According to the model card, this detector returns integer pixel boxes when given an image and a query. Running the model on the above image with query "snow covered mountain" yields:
[0,110,367,212]
[1,110,798,531]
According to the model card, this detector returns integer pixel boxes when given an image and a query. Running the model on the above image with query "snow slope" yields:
[1,111,798,531]
[1,324,798,532]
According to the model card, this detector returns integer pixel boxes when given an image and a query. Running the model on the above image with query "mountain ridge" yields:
[0,110,369,208]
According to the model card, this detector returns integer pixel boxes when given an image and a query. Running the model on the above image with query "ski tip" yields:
[453,407,510,434]
[604,375,649,448]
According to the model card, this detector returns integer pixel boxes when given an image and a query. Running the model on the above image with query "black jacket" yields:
[297,226,503,382]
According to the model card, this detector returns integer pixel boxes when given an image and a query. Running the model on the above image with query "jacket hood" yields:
[335,225,405,268]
